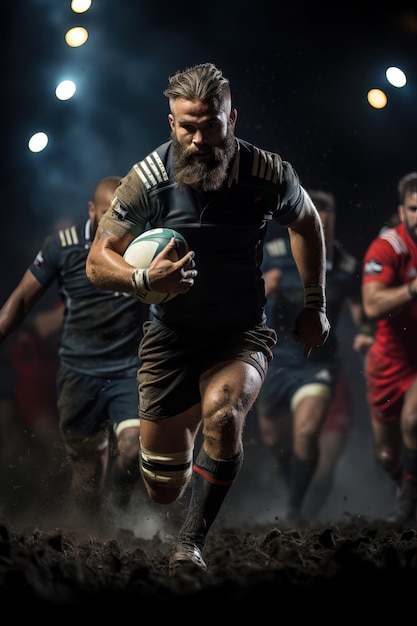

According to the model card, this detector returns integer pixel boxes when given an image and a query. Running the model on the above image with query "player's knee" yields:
[139,446,193,504]
[115,421,140,463]
[203,400,243,446]
[376,448,398,473]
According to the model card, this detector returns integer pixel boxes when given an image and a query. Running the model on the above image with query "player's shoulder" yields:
[130,141,172,191]
[379,225,409,254]
[368,225,408,257]
[236,138,286,183]
[54,222,85,247]
[38,222,87,264]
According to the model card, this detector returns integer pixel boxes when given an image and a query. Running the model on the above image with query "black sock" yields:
[109,460,139,510]
[387,455,403,485]
[178,448,243,550]
[287,453,318,516]
[402,445,417,490]
[275,453,291,486]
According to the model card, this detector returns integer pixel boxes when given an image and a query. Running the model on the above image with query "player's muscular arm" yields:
[286,198,330,357]
[86,227,196,298]
[287,196,326,288]
[86,225,135,293]
[362,278,417,319]
[0,271,45,343]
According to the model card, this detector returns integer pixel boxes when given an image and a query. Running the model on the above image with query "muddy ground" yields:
[1,463,416,619]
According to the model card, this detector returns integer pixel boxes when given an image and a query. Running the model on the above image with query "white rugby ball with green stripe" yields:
[123,228,188,304]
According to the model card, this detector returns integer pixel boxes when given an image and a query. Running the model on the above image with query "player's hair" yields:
[307,189,335,213]
[164,63,231,111]
[397,171,417,204]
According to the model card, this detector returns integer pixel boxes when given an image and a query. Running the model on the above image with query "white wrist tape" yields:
[304,285,326,312]
[131,268,151,302]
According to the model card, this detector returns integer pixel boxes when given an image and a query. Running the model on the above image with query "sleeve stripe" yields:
[133,151,169,190]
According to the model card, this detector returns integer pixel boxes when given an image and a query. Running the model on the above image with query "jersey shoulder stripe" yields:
[58,226,79,247]
[251,147,282,184]
[131,139,283,191]
[380,228,408,255]
[133,150,169,190]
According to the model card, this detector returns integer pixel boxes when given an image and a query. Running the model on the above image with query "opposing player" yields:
[86,63,330,569]
[0,176,149,526]
[362,171,417,523]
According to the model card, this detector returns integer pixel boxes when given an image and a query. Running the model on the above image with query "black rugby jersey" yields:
[101,138,305,332]
[262,221,362,363]
[30,219,147,376]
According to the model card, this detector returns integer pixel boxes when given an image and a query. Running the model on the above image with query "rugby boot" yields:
[169,541,207,572]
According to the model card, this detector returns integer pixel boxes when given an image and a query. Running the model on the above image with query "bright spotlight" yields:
[71,0,92,13]
[385,66,407,88]
[55,80,77,101]
[65,27,89,48]
[367,89,387,109]
[28,132,49,153]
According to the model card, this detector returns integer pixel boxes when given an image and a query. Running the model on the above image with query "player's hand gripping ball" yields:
[123,227,189,304]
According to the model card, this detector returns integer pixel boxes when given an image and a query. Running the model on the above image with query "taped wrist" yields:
[358,324,374,336]
[408,281,417,300]
[131,268,151,302]
[304,285,326,312]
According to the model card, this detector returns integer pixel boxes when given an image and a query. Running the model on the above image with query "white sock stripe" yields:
[113,419,140,438]
[141,447,193,466]
[141,466,192,485]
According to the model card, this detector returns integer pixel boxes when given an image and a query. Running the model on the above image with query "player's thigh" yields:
[293,389,331,435]
[139,404,202,454]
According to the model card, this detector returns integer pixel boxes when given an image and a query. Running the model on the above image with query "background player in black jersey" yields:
[257,189,373,524]
[0,176,149,528]
[86,63,330,570]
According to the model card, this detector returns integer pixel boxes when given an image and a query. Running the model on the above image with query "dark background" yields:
[3,1,417,281]
[2,0,416,523]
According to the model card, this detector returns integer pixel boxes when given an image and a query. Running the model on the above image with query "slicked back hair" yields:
[163,63,231,112]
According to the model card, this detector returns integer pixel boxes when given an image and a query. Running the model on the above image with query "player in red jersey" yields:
[362,171,417,523]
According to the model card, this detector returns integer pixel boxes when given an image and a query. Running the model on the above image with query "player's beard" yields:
[404,217,417,244]
[404,216,417,243]
[171,126,237,192]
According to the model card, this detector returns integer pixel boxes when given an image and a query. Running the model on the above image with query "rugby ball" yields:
[123,227,188,304]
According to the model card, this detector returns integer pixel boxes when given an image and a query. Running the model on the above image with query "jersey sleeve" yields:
[29,233,61,288]
[99,165,150,239]
[272,161,305,225]
[362,235,398,286]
